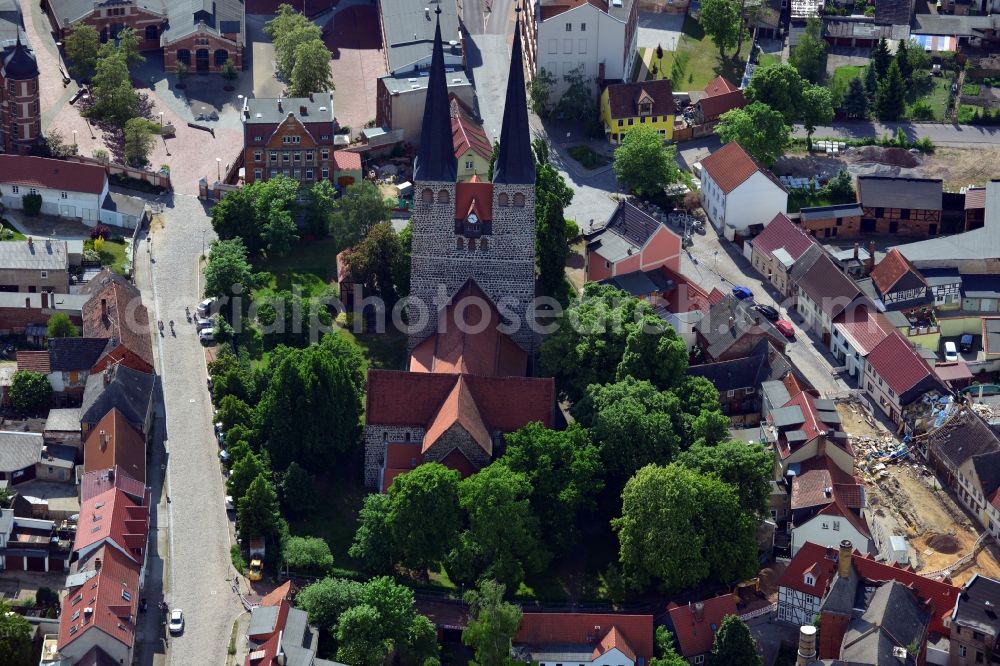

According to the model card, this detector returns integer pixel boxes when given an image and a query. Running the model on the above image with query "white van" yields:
[944,341,958,362]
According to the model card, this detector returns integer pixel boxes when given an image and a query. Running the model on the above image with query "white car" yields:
[196,298,215,318]
[225,495,234,511]
[944,341,959,362]
[199,329,215,344]
[168,609,184,634]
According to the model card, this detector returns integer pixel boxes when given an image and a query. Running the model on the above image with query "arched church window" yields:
[422,188,433,203]
[456,237,464,250]
[513,192,526,207]
[438,189,450,204]
[480,237,488,251]
[468,238,476,251]
[498,193,509,207]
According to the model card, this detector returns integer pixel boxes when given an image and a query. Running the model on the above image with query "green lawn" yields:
[86,238,128,274]
[962,83,982,96]
[636,17,750,90]
[567,144,607,170]
[253,237,341,300]
[757,52,780,68]
[959,103,984,124]
[909,77,952,121]
[830,65,863,104]
[0,219,26,241]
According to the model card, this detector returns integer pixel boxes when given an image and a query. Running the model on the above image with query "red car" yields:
[775,320,795,338]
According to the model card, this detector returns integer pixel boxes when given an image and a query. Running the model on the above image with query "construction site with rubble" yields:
[839,396,1000,586]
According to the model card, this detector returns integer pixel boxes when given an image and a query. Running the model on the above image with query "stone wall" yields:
[408,179,538,352]
[423,424,491,469]
[362,424,426,489]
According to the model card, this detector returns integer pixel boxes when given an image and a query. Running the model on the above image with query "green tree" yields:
[677,376,730,447]
[203,238,255,304]
[211,176,302,254]
[462,580,522,666]
[554,65,594,123]
[303,179,336,238]
[257,341,366,471]
[710,615,762,666]
[349,493,395,574]
[64,24,101,80]
[790,17,827,84]
[256,289,333,348]
[677,441,774,516]
[111,27,145,71]
[450,465,549,590]
[716,102,790,166]
[343,222,408,307]
[404,614,440,665]
[283,536,334,575]
[613,464,758,591]
[280,462,315,519]
[330,180,393,249]
[875,60,906,121]
[290,39,335,97]
[871,37,891,77]
[652,627,689,666]
[617,314,689,387]
[297,577,365,632]
[86,51,140,127]
[895,37,912,79]
[535,182,569,301]
[266,6,323,79]
[528,67,557,116]
[221,60,239,82]
[700,0,744,58]
[47,312,79,338]
[863,63,878,98]
[498,423,604,553]
[263,207,299,256]
[210,185,261,250]
[0,601,33,666]
[123,117,156,168]
[237,473,282,542]
[745,63,807,123]
[572,378,683,481]
[801,85,835,151]
[386,463,462,572]
[227,450,270,504]
[217,395,254,432]
[843,76,869,119]
[613,125,681,196]
[10,371,51,412]
[337,604,392,666]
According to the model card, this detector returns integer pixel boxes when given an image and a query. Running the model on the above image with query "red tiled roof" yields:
[870,248,925,295]
[16,350,51,373]
[539,0,607,19]
[790,469,834,510]
[82,280,154,371]
[409,280,527,376]
[593,626,636,662]
[965,187,986,210]
[80,466,146,503]
[451,95,492,162]
[777,541,839,598]
[797,455,857,485]
[58,544,139,654]
[659,265,711,314]
[666,595,739,658]
[423,375,493,455]
[833,305,892,356]
[0,155,107,195]
[866,331,935,397]
[245,630,281,666]
[833,483,864,509]
[698,89,747,122]
[606,79,675,120]
[332,150,362,172]
[700,141,787,195]
[366,371,554,432]
[83,409,146,484]
[703,75,739,96]
[454,180,493,222]
[515,613,654,661]
[708,287,726,305]
[751,213,816,263]
[813,499,870,537]
[73,486,149,564]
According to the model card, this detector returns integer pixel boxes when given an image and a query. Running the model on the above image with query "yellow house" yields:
[450,95,492,181]
[600,79,676,144]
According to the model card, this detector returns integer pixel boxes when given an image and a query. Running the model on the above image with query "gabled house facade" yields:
[831,302,892,378]
[863,331,943,424]
[869,248,933,313]
[950,574,1000,666]
[451,95,492,181]
[749,212,818,296]
[666,595,739,664]
[858,176,943,237]
[693,293,789,362]
[513,612,654,666]
[792,250,864,346]
[585,200,682,282]
[0,237,69,293]
[798,203,864,239]
[600,78,675,143]
[788,471,871,556]
[777,541,839,626]
[241,94,338,186]
[693,76,746,124]
[0,156,109,224]
[698,142,788,240]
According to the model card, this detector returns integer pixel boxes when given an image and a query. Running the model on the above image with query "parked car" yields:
[960,334,974,353]
[168,609,184,634]
[196,317,213,331]
[225,496,234,511]
[944,341,958,362]
[199,329,215,344]
[732,286,753,300]
[775,320,795,338]
[754,304,779,321]
[196,298,215,318]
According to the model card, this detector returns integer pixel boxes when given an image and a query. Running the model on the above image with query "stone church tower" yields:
[408,8,537,353]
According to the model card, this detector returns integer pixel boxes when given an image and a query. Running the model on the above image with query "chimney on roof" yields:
[277,98,283,113]
[838,539,853,578]
[299,105,307,116]
[693,601,704,622]
[866,241,876,275]
[824,487,832,498]
[796,625,817,666]
[45,238,51,251]
[27,236,33,251]
[853,242,859,261]
[101,298,107,318]
[309,92,314,102]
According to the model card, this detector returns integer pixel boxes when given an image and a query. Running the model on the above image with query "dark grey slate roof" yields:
[0,431,43,472]
[413,13,457,183]
[796,252,863,320]
[248,605,279,636]
[243,93,336,126]
[492,14,535,186]
[688,340,791,393]
[874,0,914,26]
[926,409,1000,471]
[919,268,962,288]
[953,574,1000,637]
[80,364,154,431]
[857,176,943,211]
[841,581,928,665]
[2,34,36,80]
[822,567,861,615]
[771,405,806,428]
[799,203,864,222]
[973,451,1000,498]
[762,379,791,412]
[962,275,1000,300]
[381,0,461,72]
[601,271,658,297]
[604,201,666,247]
[48,337,110,372]
[912,13,1000,37]
[694,293,788,359]
[789,243,824,284]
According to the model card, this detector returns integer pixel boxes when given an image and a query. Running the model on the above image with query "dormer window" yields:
[637,94,654,117]
[804,574,814,586]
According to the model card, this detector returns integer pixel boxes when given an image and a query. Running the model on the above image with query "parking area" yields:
[938,333,984,363]
[636,12,685,51]
[326,5,386,132]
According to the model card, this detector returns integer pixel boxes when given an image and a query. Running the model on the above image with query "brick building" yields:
[798,202,864,238]
[44,0,245,73]
[241,93,338,186]
[0,4,40,155]
[857,176,943,236]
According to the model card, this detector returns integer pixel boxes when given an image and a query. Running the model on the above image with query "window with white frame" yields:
[61,191,68,199]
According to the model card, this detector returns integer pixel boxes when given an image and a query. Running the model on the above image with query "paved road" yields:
[793,121,1000,147]
[139,194,241,666]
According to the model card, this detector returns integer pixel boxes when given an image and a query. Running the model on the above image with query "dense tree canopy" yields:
[386,463,462,572]
[47,313,79,338]
[210,176,301,255]
[463,580,523,666]
[290,38,335,97]
[843,76,869,119]
[10,371,51,413]
[343,222,409,307]
[875,60,906,121]
[64,24,101,80]
[203,238,256,315]
[613,125,682,197]
[283,535,334,575]
[745,64,806,123]
[85,51,140,128]
[790,18,826,83]
[297,577,365,634]
[613,464,758,591]
[710,615,762,666]
[716,102,791,166]
[677,441,774,517]
[237,474,285,559]
[801,86,835,150]
[349,493,395,574]
[700,0,744,58]
[330,181,394,250]
[0,601,33,666]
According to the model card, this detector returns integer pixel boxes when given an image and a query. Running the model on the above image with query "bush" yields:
[10,371,51,413]
[90,224,111,240]
[962,83,982,96]
[909,101,935,121]
[230,544,247,574]
[564,218,581,242]
[21,193,41,216]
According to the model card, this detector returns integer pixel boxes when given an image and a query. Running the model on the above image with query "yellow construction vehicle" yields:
[247,537,265,582]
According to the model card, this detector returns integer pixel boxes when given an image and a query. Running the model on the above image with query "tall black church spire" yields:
[413,8,457,183]
[493,7,535,185]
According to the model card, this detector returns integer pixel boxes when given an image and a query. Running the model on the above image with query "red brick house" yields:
[584,200,682,283]
[81,278,154,375]
[83,409,146,485]
[666,594,739,664]
[44,0,245,73]
[694,75,747,124]
[241,94,339,186]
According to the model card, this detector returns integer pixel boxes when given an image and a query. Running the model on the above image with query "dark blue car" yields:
[732,286,753,300]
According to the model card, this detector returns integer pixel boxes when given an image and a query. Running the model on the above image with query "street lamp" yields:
[159,112,164,130]
[216,157,222,181]
[72,130,77,150]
